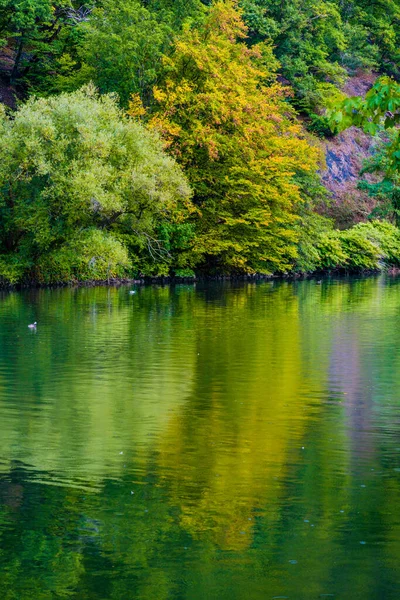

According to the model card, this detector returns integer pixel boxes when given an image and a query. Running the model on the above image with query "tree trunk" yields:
[10,38,24,85]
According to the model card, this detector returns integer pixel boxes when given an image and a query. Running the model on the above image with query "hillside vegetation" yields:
[0,0,400,283]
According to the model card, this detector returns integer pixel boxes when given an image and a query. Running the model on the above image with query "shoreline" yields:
[1,267,400,290]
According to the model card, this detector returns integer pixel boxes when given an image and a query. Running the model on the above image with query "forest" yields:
[1,0,400,283]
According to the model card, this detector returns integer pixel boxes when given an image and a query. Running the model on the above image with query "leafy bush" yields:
[0,86,191,284]
[294,213,334,273]
[296,219,400,273]
[34,229,131,284]
[349,221,400,267]
[338,228,381,270]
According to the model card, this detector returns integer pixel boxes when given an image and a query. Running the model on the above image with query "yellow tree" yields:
[142,1,322,274]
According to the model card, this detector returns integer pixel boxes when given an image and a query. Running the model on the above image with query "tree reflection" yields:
[0,279,400,598]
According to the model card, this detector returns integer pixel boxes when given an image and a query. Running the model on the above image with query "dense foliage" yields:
[2,0,399,113]
[241,0,400,116]
[296,219,400,273]
[0,0,400,282]
[55,0,207,106]
[145,2,322,274]
[0,86,191,283]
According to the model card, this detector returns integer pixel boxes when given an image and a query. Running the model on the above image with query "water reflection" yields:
[0,278,400,598]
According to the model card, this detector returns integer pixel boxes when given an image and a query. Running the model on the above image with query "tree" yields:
[143,1,322,274]
[57,0,207,107]
[0,0,76,86]
[0,85,191,283]
[241,0,346,112]
[331,77,400,130]
[70,0,173,107]
[238,0,400,120]
[343,0,400,75]
[0,0,210,99]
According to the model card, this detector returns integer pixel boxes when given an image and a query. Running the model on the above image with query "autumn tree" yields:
[143,1,322,274]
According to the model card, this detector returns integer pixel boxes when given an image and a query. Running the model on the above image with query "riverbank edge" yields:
[2,266,400,290]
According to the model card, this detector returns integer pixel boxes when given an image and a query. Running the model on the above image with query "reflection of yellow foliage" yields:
[156,285,313,550]
[2,278,399,554]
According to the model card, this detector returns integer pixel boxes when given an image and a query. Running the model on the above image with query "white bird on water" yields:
[28,322,37,329]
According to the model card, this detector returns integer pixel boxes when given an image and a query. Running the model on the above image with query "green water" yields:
[0,278,400,599]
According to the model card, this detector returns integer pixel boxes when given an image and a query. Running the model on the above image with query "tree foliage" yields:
[331,77,400,135]
[0,0,208,100]
[3,0,399,115]
[296,218,400,272]
[241,0,346,111]
[0,85,191,283]
[143,1,322,274]
[239,0,400,116]
[64,0,176,106]
[0,0,80,88]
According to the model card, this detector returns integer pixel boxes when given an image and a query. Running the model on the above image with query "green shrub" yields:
[35,229,131,283]
[350,221,400,267]
[294,213,334,273]
[295,218,400,273]
[338,228,380,270]
[317,232,349,270]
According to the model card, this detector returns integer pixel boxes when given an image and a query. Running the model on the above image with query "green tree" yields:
[145,1,322,275]
[0,0,207,98]
[240,0,346,114]
[69,0,173,107]
[56,0,207,107]
[341,0,400,74]
[239,0,400,117]
[0,0,77,86]
[331,77,400,135]
[0,85,191,283]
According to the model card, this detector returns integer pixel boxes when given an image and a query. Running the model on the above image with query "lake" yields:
[0,277,399,599]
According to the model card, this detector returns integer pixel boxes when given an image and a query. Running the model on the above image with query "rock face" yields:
[321,126,378,228]
[320,71,380,228]
[342,70,378,97]
[325,130,372,187]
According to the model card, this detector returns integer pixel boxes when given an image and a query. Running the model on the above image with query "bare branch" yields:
[64,6,93,24]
